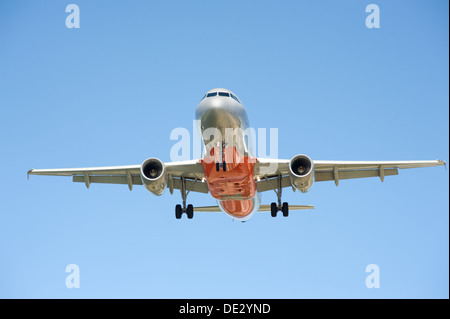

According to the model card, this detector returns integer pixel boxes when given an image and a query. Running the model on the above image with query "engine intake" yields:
[289,154,314,193]
[140,158,167,196]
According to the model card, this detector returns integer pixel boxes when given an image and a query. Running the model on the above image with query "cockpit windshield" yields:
[201,91,241,103]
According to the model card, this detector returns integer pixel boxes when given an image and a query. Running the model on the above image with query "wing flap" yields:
[172,177,209,194]
[256,176,291,193]
[73,175,143,186]
[315,168,398,182]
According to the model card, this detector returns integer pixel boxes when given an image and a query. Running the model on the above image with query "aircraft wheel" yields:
[282,202,289,217]
[187,204,194,219]
[270,202,277,217]
[175,204,182,219]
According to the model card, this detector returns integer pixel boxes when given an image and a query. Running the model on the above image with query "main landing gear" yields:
[270,175,289,218]
[175,177,194,219]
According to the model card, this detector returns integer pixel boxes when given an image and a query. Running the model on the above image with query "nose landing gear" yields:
[214,142,227,172]
[216,162,227,172]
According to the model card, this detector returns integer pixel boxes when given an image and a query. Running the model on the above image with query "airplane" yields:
[28,88,446,221]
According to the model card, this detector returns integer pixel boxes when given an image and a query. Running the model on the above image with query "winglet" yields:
[27,169,33,181]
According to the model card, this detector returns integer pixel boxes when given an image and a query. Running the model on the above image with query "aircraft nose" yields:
[195,92,248,132]
[196,97,229,121]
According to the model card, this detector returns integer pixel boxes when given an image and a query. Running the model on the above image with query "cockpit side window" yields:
[200,94,206,101]
[206,92,217,97]
[230,93,240,103]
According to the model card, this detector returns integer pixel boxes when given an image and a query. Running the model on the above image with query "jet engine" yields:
[288,154,314,193]
[140,158,167,196]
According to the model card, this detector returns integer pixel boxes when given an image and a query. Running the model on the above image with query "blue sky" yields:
[0,0,448,298]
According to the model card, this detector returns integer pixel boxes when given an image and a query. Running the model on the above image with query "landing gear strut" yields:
[175,177,194,219]
[270,175,289,217]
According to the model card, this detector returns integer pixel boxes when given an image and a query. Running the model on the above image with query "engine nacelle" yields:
[289,154,314,193]
[140,158,167,196]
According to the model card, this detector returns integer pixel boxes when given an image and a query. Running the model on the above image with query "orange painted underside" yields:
[200,146,257,217]
[220,199,255,218]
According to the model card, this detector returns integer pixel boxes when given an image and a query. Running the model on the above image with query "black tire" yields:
[270,202,277,218]
[187,204,194,219]
[282,202,289,217]
[175,204,182,219]
[223,161,227,172]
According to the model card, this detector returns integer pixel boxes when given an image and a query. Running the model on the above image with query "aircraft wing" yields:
[255,159,446,192]
[27,160,208,193]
